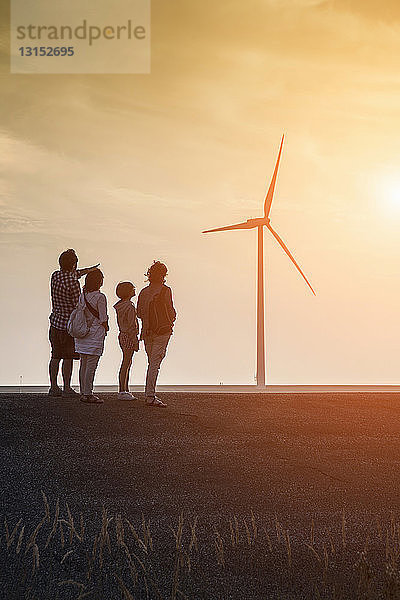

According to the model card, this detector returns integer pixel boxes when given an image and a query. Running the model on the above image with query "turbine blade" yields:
[202,221,254,233]
[267,224,316,295]
[264,134,284,218]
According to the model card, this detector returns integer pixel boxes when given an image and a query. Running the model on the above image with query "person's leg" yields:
[119,349,134,392]
[145,334,170,399]
[79,354,88,396]
[85,355,100,396]
[61,358,73,391]
[144,335,154,398]
[49,358,61,390]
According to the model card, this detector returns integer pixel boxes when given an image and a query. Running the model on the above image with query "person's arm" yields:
[166,287,177,323]
[136,292,144,320]
[76,264,100,279]
[97,294,109,330]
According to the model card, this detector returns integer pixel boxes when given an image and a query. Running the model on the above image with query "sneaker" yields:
[48,387,62,397]
[117,391,137,401]
[62,387,80,398]
[80,394,104,404]
[146,397,167,408]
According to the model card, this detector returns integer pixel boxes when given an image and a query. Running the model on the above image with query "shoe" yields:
[62,387,80,398]
[146,397,167,407]
[80,394,104,404]
[48,387,62,397]
[117,391,137,401]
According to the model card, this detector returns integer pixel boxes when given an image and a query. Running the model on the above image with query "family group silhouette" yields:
[48,249,176,405]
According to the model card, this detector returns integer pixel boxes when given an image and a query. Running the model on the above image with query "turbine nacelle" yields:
[246,217,270,228]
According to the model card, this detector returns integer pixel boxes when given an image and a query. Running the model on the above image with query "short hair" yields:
[116,281,135,300]
[146,261,168,283]
[59,249,78,271]
[84,268,104,292]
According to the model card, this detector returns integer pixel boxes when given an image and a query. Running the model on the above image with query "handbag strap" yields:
[83,291,100,320]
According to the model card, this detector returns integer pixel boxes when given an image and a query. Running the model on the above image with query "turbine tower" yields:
[202,135,315,387]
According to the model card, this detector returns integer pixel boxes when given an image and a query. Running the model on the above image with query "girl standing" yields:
[113,281,139,400]
[75,268,108,404]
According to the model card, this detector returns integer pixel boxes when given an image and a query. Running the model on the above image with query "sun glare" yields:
[380,174,400,212]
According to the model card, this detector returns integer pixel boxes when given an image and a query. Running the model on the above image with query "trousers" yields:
[144,333,171,398]
[79,354,100,396]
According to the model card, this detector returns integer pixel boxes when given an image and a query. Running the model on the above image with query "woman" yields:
[75,268,108,404]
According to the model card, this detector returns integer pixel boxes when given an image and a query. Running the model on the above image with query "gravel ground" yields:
[2,391,400,598]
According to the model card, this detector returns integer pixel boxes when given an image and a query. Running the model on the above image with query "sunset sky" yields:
[1,0,400,386]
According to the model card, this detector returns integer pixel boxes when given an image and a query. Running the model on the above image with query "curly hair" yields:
[146,261,168,284]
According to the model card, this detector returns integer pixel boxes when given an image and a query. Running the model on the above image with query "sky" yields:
[1,0,400,385]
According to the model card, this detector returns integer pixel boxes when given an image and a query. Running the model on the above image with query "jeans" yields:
[144,333,171,398]
[79,354,100,396]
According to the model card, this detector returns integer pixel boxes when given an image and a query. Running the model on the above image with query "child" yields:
[75,268,108,404]
[114,281,139,400]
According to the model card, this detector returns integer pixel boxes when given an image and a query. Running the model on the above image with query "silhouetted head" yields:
[116,281,135,300]
[84,268,104,292]
[146,261,168,284]
[59,249,78,272]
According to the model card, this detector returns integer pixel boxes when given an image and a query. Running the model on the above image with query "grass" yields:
[3,492,400,599]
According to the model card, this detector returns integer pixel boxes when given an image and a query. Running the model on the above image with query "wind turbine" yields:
[202,135,315,387]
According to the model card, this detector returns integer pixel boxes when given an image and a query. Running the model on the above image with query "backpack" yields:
[148,287,173,335]
[67,303,89,339]
[67,292,100,339]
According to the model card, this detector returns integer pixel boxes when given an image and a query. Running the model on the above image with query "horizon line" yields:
[2,384,400,394]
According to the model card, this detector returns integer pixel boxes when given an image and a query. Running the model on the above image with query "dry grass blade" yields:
[116,513,124,547]
[66,502,78,544]
[213,528,225,568]
[80,513,85,542]
[58,580,85,588]
[275,513,282,543]
[243,518,252,546]
[120,541,138,583]
[6,517,22,549]
[310,518,315,546]
[25,516,46,554]
[323,543,329,572]
[45,498,59,548]
[262,527,273,552]
[233,516,239,545]
[305,543,322,564]
[31,543,40,575]
[125,518,148,553]
[59,518,65,549]
[285,530,292,568]
[16,525,25,554]
[250,510,257,542]
[341,510,346,549]
[129,549,163,600]
[61,550,74,564]
[114,573,135,600]
[41,490,50,523]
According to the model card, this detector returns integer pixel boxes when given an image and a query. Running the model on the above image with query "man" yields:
[137,261,176,407]
[48,249,99,397]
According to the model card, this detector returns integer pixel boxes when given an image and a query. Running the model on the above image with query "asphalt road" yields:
[3,392,400,598]
[2,392,400,526]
